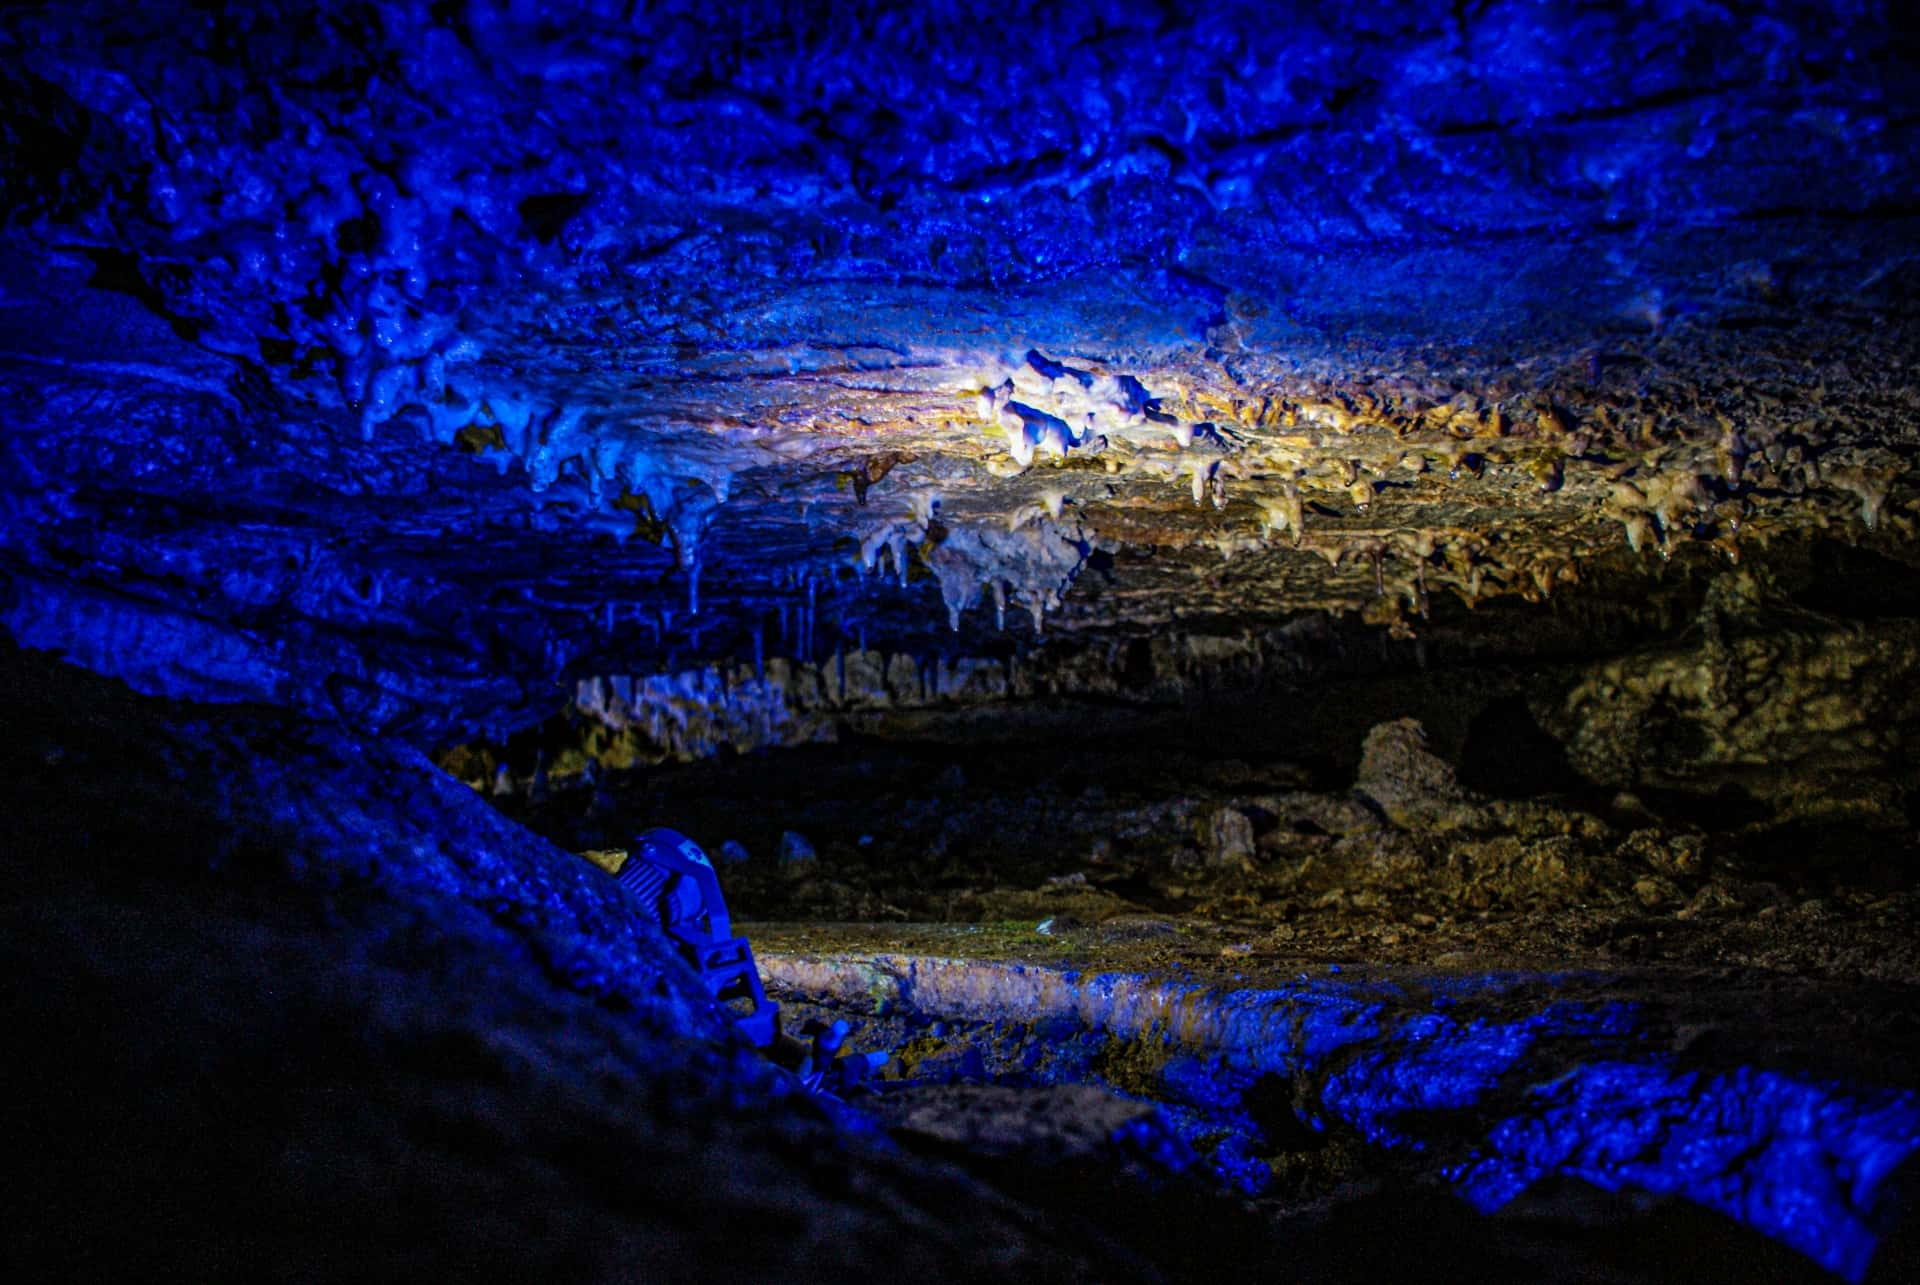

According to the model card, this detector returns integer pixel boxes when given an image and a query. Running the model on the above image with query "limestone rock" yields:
[1201,805,1257,868]
[1355,718,1482,831]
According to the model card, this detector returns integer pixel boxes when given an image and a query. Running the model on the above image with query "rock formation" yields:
[3,2,1918,1280]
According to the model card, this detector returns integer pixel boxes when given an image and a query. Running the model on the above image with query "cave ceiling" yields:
[2,1,1917,740]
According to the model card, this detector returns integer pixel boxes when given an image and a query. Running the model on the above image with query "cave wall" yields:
[4,5,1920,1280]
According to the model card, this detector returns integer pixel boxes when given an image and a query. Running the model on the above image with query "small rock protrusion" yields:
[1354,718,1480,830]
[1201,805,1257,867]
[778,830,818,865]
[1358,718,1460,798]
[718,838,751,865]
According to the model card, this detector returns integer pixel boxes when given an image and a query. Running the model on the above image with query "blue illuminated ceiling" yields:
[1,1,1917,737]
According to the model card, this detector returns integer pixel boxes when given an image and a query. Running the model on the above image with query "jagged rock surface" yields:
[0,644,1128,1281]
[4,5,1920,1280]
[1,1,1916,740]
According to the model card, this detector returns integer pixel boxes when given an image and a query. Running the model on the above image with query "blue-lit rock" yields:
[0,646,1120,1279]
[2,0,1916,736]
[762,949,1920,1280]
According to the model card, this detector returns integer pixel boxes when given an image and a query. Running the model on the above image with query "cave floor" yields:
[754,936,1920,1284]
[499,726,1920,1279]
[6,641,1917,1281]
[749,920,1920,1084]
[510,725,1920,987]
[737,916,1920,1282]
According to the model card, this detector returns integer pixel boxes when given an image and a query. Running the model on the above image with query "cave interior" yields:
[5,2,1920,1280]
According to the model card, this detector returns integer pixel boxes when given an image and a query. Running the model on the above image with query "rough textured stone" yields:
[779,830,819,865]
[1355,717,1481,831]
[0,2,1915,740]
[763,945,1920,1282]
[2,5,1919,1280]
[1201,806,1257,868]
[0,645,1113,1281]
[867,1083,1161,1166]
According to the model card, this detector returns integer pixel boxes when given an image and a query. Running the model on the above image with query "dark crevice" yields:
[78,247,204,342]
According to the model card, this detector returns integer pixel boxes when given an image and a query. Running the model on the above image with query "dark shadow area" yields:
[1459,695,1586,799]
[1799,541,1920,620]
[1628,781,1777,833]
[1738,820,1920,894]
[879,1140,1286,1281]
[1867,1153,1920,1285]
[0,644,1142,1281]
[80,246,204,341]
[1277,1179,1832,1285]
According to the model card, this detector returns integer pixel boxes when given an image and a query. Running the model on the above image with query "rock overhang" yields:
[1,0,1917,742]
